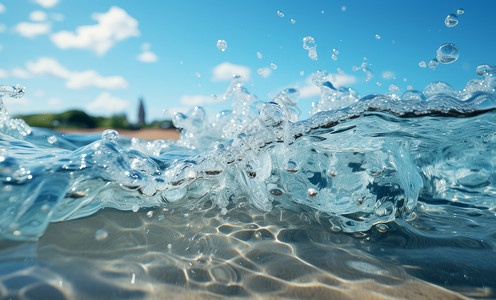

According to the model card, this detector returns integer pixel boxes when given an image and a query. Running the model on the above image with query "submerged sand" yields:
[0,206,480,299]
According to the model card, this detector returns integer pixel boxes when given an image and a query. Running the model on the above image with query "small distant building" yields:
[137,97,146,127]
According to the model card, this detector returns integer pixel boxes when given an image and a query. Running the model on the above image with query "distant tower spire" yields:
[137,97,146,127]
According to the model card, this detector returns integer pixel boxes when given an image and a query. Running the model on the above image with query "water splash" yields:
[0,85,31,137]
[1,66,496,240]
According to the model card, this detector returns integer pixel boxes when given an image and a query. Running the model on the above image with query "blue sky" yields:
[1,0,495,123]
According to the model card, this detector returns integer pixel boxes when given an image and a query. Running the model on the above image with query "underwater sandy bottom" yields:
[0,203,480,300]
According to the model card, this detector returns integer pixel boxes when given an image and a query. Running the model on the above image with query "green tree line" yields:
[16,109,175,130]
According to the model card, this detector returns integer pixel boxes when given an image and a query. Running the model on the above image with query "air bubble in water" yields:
[276,10,284,17]
[47,135,57,144]
[290,18,296,25]
[419,61,427,68]
[102,129,119,140]
[375,34,381,40]
[457,8,464,15]
[216,40,227,52]
[428,58,439,70]
[375,223,389,233]
[307,188,318,197]
[285,160,299,173]
[270,63,277,70]
[256,52,262,59]
[95,229,108,241]
[444,14,459,28]
[436,43,459,64]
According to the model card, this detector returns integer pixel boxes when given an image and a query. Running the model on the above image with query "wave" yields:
[1,66,495,241]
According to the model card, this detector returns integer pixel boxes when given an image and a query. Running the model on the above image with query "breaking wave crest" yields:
[1,66,496,241]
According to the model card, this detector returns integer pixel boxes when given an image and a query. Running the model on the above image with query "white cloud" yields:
[47,97,61,106]
[180,94,218,106]
[0,3,5,13]
[33,0,59,8]
[14,22,51,38]
[50,12,64,22]
[299,83,320,99]
[137,43,158,63]
[299,73,357,99]
[30,10,48,22]
[65,70,128,89]
[329,73,357,87]
[0,69,7,78]
[212,62,251,81]
[51,6,140,55]
[85,92,130,115]
[25,57,128,89]
[11,68,31,78]
[26,57,70,78]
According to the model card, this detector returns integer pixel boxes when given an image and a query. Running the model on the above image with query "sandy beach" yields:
[59,128,181,140]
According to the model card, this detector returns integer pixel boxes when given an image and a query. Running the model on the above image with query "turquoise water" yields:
[1,67,496,298]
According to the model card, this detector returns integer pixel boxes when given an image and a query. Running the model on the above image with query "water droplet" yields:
[307,188,318,197]
[302,36,316,50]
[256,51,262,59]
[276,10,284,17]
[216,39,227,52]
[436,43,459,64]
[331,48,339,61]
[428,58,439,70]
[456,8,464,15]
[47,135,57,144]
[375,223,389,233]
[95,229,108,241]
[418,61,427,68]
[444,14,459,28]
[270,63,277,70]
[307,48,318,61]
[375,34,381,40]
[102,129,119,140]
[167,243,172,249]
[290,18,296,25]
[146,211,154,218]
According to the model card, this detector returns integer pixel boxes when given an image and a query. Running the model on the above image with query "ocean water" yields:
[1,66,496,299]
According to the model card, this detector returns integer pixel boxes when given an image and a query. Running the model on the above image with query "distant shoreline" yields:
[58,128,181,141]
